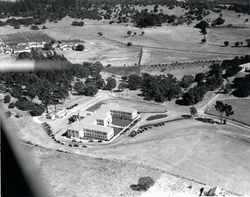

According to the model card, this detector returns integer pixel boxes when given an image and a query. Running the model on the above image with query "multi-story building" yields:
[110,106,137,120]
[67,123,114,140]
[66,104,138,141]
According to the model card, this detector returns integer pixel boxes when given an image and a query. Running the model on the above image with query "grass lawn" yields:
[206,99,250,125]
[112,117,131,127]
[85,102,104,112]
[146,114,168,121]
[113,127,123,136]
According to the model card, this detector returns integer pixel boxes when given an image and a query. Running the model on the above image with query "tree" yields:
[194,20,209,29]
[14,24,20,29]
[127,42,132,46]
[105,77,116,91]
[200,27,207,40]
[224,41,229,47]
[118,82,127,91]
[189,106,198,117]
[121,76,128,81]
[74,81,85,95]
[30,25,39,30]
[128,75,142,90]
[84,83,98,96]
[43,43,53,50]
[74,44,85,51]
[127,30,132,36]
[212,17,225,26]
[8,102,15,109]
[195,73,205,82]
[180,75,194,88]
[4,95,11,103]
[234,42,240,47]
[98,32,103,36]
[215,101,234,124]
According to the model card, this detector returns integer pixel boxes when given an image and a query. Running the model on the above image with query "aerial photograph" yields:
[0,0,249,196]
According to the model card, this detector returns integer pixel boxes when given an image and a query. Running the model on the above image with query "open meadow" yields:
[24,144,217,197]
[85,119,250,195]
[1,6,249,68]
[1,3,250,197]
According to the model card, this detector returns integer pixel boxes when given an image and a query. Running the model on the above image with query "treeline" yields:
[132,10,177,27]
[127,73,183,102]
[1,0,247,28]
[0,0,102,24]
[178,55,250,105]
[124,55,250,105]
[0,54,104,116]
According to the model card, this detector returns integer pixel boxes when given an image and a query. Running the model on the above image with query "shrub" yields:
[74,44,85,51]
[130,176,155,191]
[3,95,11,103]
[224,41,229,47]
[30,25,39,30]
[127,42,132,46]
[29,105,45,116]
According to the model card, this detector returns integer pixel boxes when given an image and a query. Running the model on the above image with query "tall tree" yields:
[189,106,198,117]
[215,101,234,123]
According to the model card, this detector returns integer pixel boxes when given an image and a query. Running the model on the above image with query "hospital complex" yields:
[67,104,138,141]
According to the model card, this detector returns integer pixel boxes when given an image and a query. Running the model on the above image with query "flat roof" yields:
[96,103,137,114]
[68,122,114,134]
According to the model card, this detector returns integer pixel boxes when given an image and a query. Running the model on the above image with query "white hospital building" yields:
[66,104,138,141]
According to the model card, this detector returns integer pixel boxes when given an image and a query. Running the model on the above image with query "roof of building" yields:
[96,103,137,114]
[68,122,114,134]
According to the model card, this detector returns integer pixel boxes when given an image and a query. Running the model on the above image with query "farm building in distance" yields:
[240,62,250,72]
[67,104,138,141]
[0,31,54,54]
[0,32,85,54]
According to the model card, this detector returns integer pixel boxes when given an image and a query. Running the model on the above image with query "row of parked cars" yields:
[129,122,165,137]
[42,122,65,145]
[121,117,142,135]
[66,103,78,110]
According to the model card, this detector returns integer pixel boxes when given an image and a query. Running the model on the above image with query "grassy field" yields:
[206,98,250,125]
[88,119,250,195]
[1,7,249,68]
[23,144,214,197]
[0,31,53,44]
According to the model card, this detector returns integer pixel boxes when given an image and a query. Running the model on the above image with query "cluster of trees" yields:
[132,9,177,27]
[232,74,250,97]
[127,73,183,102]
[0,0,102,25]
[221,55,250,78]
[0,56,105,115]
[0,0,231,28]
[228,4,250,14]
[0,17,43,28]
[71,21,84,26]
[194,20,209,42]
[211,16,225,27]
[215,101,234,124]
[178,64,224,105]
